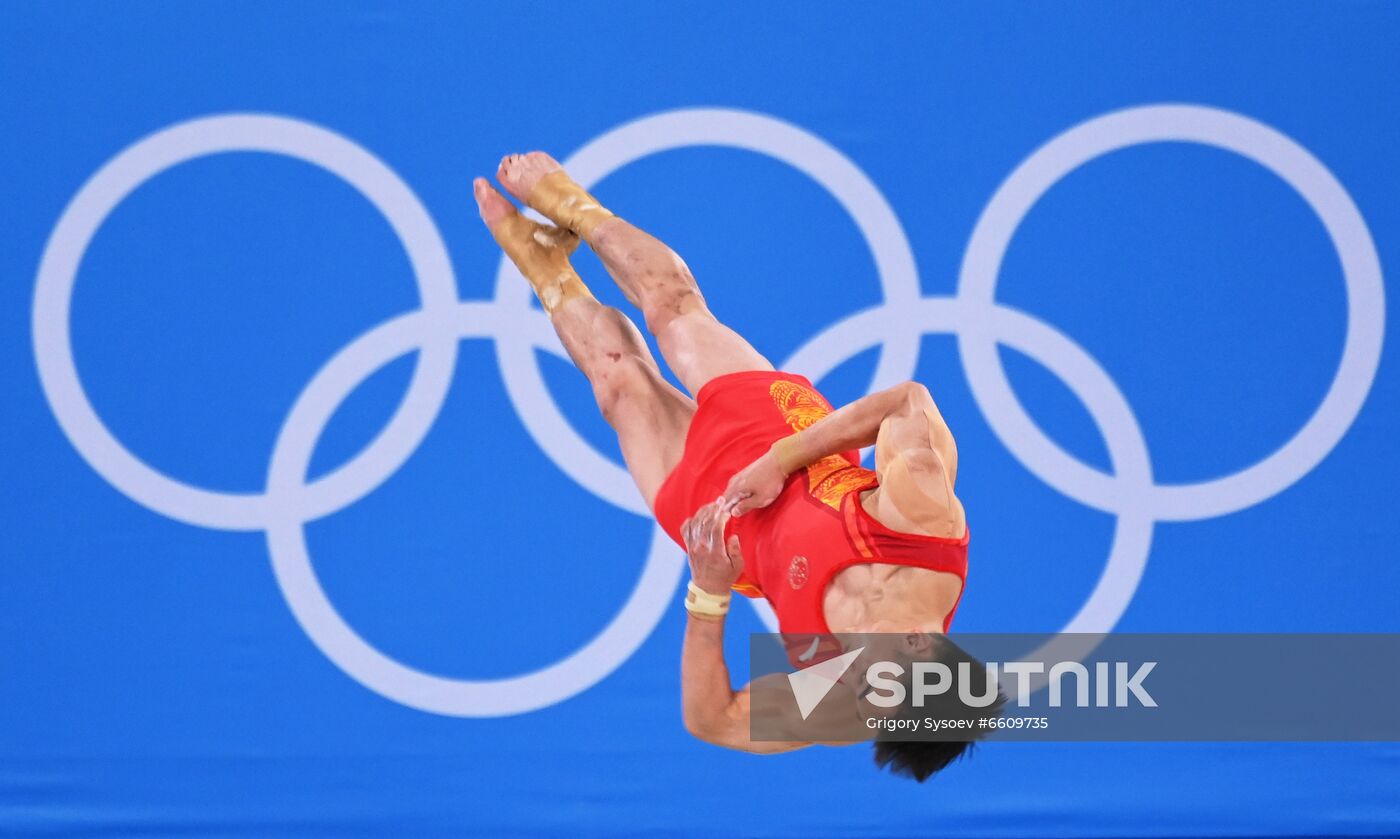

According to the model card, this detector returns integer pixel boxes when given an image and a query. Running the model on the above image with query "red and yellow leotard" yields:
[653,371,969,635]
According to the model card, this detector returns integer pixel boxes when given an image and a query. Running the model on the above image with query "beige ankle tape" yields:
[490,213,594,313]
[528,171,615,239]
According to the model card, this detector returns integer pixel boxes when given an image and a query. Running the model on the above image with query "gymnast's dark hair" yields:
[873,732,980,783]
[872,636,1006,783]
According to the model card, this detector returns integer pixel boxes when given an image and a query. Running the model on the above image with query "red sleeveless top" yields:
[653,371,969,637]
[731,462,968,635]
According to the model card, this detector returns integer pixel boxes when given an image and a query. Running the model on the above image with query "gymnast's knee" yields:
[592,352,661,426]
[587,304,644,343]
[642,284,711,339]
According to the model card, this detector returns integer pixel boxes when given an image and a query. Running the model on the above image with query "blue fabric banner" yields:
[3,3,1398,835]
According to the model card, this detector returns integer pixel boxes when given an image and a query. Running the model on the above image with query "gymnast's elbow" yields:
[891,380,935,410]
[682,709,723,744]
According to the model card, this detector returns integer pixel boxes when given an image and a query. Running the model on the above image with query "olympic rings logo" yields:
[32,105,1384,717]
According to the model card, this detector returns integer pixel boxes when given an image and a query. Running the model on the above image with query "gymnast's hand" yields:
[682,499,745,596]
[723,451,787,517]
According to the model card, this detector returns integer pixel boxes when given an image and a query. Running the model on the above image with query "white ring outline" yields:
[31,114,461,531]
[958,104,1385,522]
[265,303,686,716]
[784,299,1155,637]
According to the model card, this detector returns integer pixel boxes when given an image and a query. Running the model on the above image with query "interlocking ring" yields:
[32,105,1383,716]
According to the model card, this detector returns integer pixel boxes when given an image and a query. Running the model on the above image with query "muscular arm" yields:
[776,381,926,470]
[679,500,854,753]
[866,383,964,537]
[679,610,736,739]
[681,610,810,754]
[726,381,964,537]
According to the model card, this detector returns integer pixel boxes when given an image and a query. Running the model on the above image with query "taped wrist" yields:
[528,170,616,240]
[770,432,806,476]
[684,581,731,617]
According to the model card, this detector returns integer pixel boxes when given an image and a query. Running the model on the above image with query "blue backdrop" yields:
[3,3,1399,836]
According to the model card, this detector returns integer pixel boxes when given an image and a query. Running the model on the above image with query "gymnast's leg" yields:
[496,152,774,397]
[472,177,693,508]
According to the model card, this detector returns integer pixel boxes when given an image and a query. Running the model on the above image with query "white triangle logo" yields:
[787,646,865,720]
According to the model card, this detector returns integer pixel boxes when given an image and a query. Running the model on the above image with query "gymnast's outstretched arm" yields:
[679,501,856,753]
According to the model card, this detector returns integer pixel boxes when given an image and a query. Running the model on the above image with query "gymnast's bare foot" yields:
[496,151,614,240]
[497,151,564,206]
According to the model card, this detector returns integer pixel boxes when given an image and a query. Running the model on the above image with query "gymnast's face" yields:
[839,633,940,716]
[844,632,938,675]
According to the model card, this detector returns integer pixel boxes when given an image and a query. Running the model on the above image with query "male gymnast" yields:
[474,153,979,781]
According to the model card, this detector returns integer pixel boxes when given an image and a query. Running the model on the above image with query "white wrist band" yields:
[685,581,731,617]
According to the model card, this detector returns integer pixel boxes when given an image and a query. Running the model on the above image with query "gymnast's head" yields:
[854,634,1005,782]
